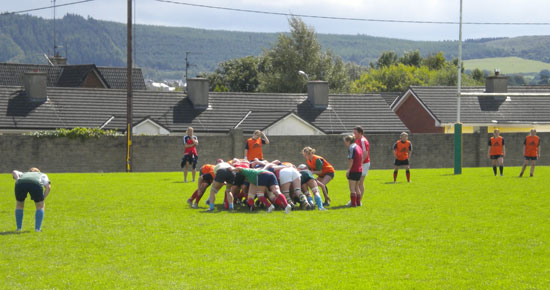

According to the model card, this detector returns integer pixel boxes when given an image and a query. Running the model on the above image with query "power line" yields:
[2,0,95,15]
[154,0,550,26]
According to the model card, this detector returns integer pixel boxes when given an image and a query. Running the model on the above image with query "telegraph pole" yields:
[126,0,133,172]
[454,0,463,174]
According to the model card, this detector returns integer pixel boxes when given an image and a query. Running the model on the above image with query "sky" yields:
[4,0,550,41]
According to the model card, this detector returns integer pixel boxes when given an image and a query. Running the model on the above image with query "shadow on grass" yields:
[0,230,31,236]
[172,181,187,184]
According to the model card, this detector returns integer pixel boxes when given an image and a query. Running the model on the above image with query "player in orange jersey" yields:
[393,132,412,183]
[244,130,269,161]
[488,129,505,176]
[519,129,541,177]
[187,160,222,208]
[302,146,334,206]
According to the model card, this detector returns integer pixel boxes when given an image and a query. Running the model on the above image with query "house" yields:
[0,63,146,90]
[391,76,550,133]
[0,77,408,135]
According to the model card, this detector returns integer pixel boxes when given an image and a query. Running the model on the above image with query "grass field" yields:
[464,56,550,74]
[1,167,549,289]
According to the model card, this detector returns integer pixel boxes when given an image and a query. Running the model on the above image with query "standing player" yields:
[12,167,51,232]
[207,161,236,211]
[344,135,363,207]
[302,147,335,206]
[297,164,326,210]
[393,132,412,183]
[244,130,269,161]
[519,129,541,177]
[181,127,199,183]
[488,128,505,176]
[353,125,370,206]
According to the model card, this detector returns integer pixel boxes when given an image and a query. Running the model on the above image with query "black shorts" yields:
[181,154,198,169]
[300,171,315,185]
[201,173,213,185]
[15,182,44,202]
[524,156,538,161]
[347,172,362,181]
[395,159,409,166]
[319,172,335,179]
[258,172,278,188]
[214,168,235,184]
[233,172,246,186]
[490,155,503,160]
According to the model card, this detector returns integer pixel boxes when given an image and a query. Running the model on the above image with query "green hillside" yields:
[464,57,550,74]
[1,13,550,79]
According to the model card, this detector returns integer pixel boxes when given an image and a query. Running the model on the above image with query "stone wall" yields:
[1,131,547,173]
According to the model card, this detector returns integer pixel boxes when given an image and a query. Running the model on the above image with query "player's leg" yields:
[255,186,272,212]
[307,179,325,210]
[292,178,309,209]
[15,200,25,231]
[319,174,333,205]
[491,158,498,176]
[530,159,536,177]
[393,165,399,183]
[405,164,411,182]
[519,159,529,177]
[357,163,370,205]
[269,185,291,213]
[207,181,224,211]
[348,179,358,207]
[498,157,504,176]
[34,201,45,232]
[183,157,190,182]
[191,156,198,182]
[279,182,293,207]
[188,176,203,206]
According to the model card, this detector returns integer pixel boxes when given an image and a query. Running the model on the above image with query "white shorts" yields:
[361,162,370,177]
[279,168,300,184]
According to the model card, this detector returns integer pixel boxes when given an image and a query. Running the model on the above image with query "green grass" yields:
[464,56,550,74]
[1,167,549,289]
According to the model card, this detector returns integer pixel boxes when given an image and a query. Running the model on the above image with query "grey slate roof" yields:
[396,86,550,124]
[0,63,146,90]
[0,86,407,134]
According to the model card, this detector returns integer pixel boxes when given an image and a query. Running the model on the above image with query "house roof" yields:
[0,63,146,90]
[0,86,407,133]
[393,86,550,125]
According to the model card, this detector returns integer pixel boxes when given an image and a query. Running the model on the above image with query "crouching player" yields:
[235,168,292,213]
[187,162,219,208]
[207,162,236,211]
[297,164,326,210]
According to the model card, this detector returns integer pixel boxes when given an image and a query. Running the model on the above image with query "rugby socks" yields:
[307,196,314,204]
[350,193,357,207]
[35,209,44,231]
[499,166,503,176]
[223,194,229,210]
[393,170,398,182]
[282,191,293,205]
[314,195,324,209]
[15,209,23,230]
[492,166,497,176]
[189,190,198,202]
[228,203,234,210]
[406,170,411,182]
[275,194,289,208]
[357,193,363,206]
[247,198,255,208]
[258,196,271,208]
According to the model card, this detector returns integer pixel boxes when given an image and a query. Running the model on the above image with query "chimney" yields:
[187,78,210,109]
[48,55,67,66]
[485,71,508,93]
[307,80,329,108]
[23,71,48,102]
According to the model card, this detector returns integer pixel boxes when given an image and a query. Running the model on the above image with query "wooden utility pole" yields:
[126,0,133,172]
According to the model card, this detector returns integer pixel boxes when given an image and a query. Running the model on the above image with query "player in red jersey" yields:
[393,132,412,183]
[181,127,199,182]
[519,129,541,177]
[344,135,363,207]
[353,125,370,206]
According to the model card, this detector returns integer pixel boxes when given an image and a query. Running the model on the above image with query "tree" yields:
[470,68,485,82]
[259,16,349,93]
[422,52,446,70]
[376,51,398,68]
[204,56,260,92]
[399,50,422,67]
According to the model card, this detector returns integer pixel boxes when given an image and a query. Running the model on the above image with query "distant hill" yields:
[1,13,550,80]
[464,57,550,75]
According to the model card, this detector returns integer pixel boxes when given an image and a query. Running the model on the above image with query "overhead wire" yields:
[2,0,95,15]
[154,0,550,26]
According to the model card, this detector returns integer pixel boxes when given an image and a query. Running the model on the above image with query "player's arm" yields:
[44,183,51,199]
[487,139,491,158]
[408,143,413,159]
[393,143,398,159]
[244,141,249,159]
[261,132,269,145]
[502,139,506,157]
[12,170,22,180]
[193,136,199,146]
[311,159,323,175]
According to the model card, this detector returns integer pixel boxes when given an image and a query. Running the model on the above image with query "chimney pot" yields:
[187,78,209,109]
[307,80,329,108]
[23,71,48,101]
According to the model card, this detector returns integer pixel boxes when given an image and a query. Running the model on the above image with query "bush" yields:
[28,127,122,139]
